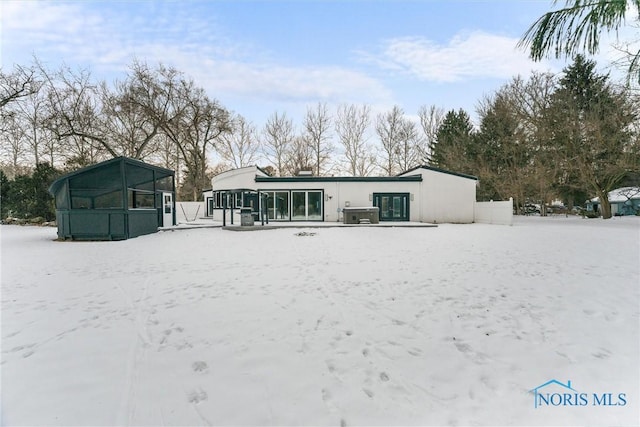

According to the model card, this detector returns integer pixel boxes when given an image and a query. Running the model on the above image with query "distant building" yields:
[586,187,640,216]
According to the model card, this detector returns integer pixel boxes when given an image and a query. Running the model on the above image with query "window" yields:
[207,198,214,216]
[69,163,123,210]
[70,189,123,209]
[212,191,225,208]
[95,190,123,209]
[55,181,69,209]
[128,190,155,209]
[155,175,173,191]
[126,164,154,191]
[71,193,92,209]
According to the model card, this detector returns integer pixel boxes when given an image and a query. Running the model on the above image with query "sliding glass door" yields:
[291,190,323,221]
[261,190,323,221]
[264,191,290,220]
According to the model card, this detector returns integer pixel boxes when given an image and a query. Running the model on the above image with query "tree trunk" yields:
[600,192,612,219]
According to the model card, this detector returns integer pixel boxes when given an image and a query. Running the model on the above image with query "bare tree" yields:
[217,114,261,168]
[376,105,404,176]
[37,62,113,167]
[335,104,375,176]
[11,80,52,166]
[417,104,444,164]
[303,102,333,176]
[125,62,231,200]
[285,135,315,175]
[617,186,640,213]
[125,61,184,182]
[37,61,162,166]
[395,118,422,173]
[0,111,28,178]
[262,111,295,176]
[510,72,560,213]
[97,78,162,160]
[0,65,38,109]
[171,85,231,201]
[148,133,180,173]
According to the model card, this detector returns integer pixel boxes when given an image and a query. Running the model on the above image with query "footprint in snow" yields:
[192,361,208,372]
[407,347,422,356]
[454,342,472,353]
[188,389,208,404]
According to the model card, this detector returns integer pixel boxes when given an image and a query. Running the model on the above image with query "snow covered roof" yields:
[590,187,640,203]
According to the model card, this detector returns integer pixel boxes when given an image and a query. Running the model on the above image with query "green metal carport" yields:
[48,157,175,240]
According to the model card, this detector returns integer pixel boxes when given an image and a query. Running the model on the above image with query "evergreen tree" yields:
[3,163,60,220]
[0,169,10,219]
[519,0,640,85]
[30,162,60,220]
[474,93,529,206]
[549,55,639,218]
[6,175,33,219]
[431,109,475,174]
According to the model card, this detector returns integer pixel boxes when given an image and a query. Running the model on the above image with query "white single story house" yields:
[586,187,640,216]
[202,165,511,225]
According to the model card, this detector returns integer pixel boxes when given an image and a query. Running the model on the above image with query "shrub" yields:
[3,163,61,221]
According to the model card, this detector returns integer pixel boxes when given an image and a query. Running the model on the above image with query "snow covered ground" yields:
[1,216,638,426]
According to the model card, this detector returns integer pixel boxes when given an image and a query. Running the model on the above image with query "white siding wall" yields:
[416,169,476,223]
[321,181,421,222]
[474,199,513,225]
[207,166,478,224]
[211,166,266,189]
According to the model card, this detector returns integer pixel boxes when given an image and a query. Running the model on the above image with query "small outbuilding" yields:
[48,157,175,240]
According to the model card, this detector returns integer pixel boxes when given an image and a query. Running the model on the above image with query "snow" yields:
[1,216,639,426]
[590,187,640,203]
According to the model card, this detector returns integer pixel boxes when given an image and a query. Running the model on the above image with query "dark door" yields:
[373,193,410,221]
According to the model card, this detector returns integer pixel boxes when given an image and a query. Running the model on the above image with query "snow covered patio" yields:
[1,217,638,426]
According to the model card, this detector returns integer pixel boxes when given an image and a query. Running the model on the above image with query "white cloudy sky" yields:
[0,0,635,127]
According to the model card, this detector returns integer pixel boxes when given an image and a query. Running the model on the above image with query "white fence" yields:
[175,202,205,224]
[474,198,513,225]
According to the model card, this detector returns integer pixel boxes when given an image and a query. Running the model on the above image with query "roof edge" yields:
[255,175,423,183]
[399,165,478,181]
[48,156,174,195]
